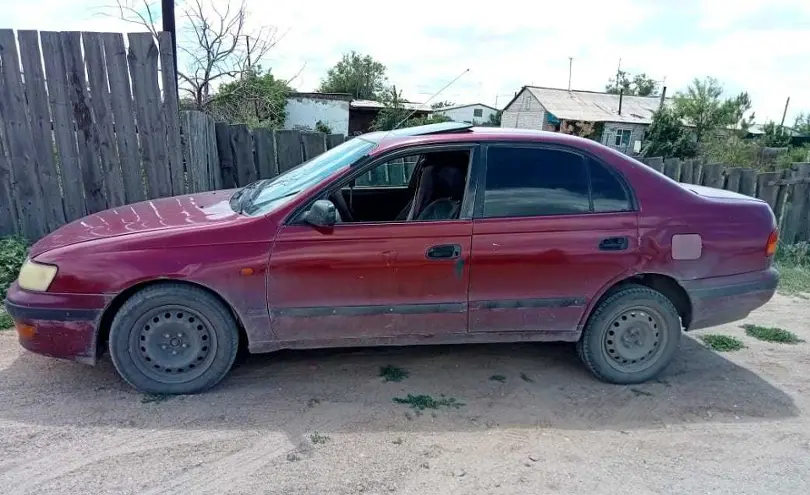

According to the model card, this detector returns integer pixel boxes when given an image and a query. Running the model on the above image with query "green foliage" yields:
[519,372,534,383]
[1,237,28,301]
[775,145,810,170]
[793,113,810,136]
[489,374,507,383]
[775,242,810,295]
[760,121,792,148]
[310,431,330,444]
[318,51,388,100]
[674,77,754,143]
[0,309,11,329]
[379,365,409,382]
[482,110,502,127]
[699,334,746,352]
[701,135,759,168]
[208,66,290,128]
[430,100,455,109]
[605,70,659,96]
[642,107,698,159]
[370,86,451,131]
[315,120,332,134]
[393,394,464,410]
[742,324,804,344]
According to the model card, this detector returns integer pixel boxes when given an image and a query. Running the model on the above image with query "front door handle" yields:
[426,244,461,260]
[599,236,629,251]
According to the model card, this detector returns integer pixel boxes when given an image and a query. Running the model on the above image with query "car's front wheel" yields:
[578,284,681,384]
[108,283,239,394]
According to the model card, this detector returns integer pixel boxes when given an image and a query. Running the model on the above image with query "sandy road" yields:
[1,294,809,494]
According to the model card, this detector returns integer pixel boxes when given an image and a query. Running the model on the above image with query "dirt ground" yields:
[1,295,810,495]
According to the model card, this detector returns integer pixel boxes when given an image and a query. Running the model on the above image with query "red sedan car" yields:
[5,123,779,394]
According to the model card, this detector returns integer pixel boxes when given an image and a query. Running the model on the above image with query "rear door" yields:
[468,144,640,335]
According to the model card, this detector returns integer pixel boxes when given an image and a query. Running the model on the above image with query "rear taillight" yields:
[766,229,778,257]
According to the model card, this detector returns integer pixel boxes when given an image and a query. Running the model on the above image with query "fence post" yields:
[680,159,694,184]
[301,132,326,160]
[252,128,277,180]
[230,124,256,187]
[782,163,810,243]
[275,130,304,173]
[701,163,725,189]
[756,171,781,214]
[327,134,345,149]
[724,167,743,193]
[739,168,758,197]
[215,122,237,188]
[663,158,681,181]
[645,156,664,172]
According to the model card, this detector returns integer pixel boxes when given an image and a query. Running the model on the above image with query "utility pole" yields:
[615,58,622,90]
[161,0,177,93]
[244,35,260,121]
[245,35,252,70]
[568,57,573,91]
[781,96,791,127]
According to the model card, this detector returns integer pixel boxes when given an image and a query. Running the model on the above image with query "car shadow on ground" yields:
[0,334,799,441]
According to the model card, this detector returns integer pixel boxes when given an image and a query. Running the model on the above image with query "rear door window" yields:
[588,158,632,212]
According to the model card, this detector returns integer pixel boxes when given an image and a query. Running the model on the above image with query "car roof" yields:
[366,124,601,156]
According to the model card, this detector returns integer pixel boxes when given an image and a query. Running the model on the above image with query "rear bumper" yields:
[3,282,107,365]
[681,267,779,331]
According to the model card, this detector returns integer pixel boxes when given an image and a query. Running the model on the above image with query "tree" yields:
[560,120,596,138]
[673,77,754,143]
[605,70,659,96]
[112,0,282,111]
[207,66,290,128]
[641,106,698,159]
[794,113,810,136]
[430,101,455,109]
[318,51,388,100]
[370,86,450,131]
[760,121,792,148]
[482,111,502,127]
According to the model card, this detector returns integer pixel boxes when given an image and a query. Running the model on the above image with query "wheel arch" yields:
[582,273,693,332]
[96,278,248,359]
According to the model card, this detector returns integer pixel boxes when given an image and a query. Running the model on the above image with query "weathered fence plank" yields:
[181,112,202,192]
[783,163,810,244]
[301,132,326,160]
[17,30,66,231]
[215,122,237,188]
[276,130,303,173]
[327,134,345,149]
[41,31,84,221]
[158,32,185,196]
[663,158,681,181]
[63,31,108,214]
[253,128,277,180]
[0,134,19,236]
[774,169,791,222]
[645,156,664,173]
[205,116,221,190]
[102,32,143,204]
[0,29,47,238]
[680,159,694,184]
[83,32,125,208]
[230,124,256,187]
[756,171,781,213]
[128,32,170,199]
[739,168,758,197]
[724,167,743,193]
[701,163,725,189]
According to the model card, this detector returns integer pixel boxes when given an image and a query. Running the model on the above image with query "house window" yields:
[614,129,632,147]
[473,108,483,117]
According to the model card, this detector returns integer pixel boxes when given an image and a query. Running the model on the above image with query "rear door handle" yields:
[599,236,629,251]
[426,244,461,260]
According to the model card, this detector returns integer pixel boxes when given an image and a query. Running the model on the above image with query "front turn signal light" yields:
[766,230,779,257]
[17,259,58,292]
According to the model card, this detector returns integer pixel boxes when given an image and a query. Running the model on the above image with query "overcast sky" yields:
[5,0,810,123]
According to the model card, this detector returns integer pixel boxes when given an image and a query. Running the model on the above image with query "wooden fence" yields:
[642,157,810,244]
[0,29,186,239]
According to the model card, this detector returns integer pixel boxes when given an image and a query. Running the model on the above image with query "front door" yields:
[267,221,472,342]
[468,144,640,334]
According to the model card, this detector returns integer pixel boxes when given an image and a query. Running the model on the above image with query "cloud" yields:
[3,0,810,123]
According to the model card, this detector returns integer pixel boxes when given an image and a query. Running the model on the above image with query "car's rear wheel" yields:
[108,283,239,394]
[578,284,681,384]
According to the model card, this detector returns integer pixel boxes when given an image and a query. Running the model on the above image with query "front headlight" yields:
[17,259,58,292]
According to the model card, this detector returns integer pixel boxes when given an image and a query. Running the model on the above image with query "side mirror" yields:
[305,199,337,227]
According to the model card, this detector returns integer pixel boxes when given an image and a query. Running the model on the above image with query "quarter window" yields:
[588,158,631,212]
[483,147,590,218]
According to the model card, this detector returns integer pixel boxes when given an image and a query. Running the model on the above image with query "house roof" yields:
[350,99,432,112]
[436,103,499,112]
[515,86,666,124]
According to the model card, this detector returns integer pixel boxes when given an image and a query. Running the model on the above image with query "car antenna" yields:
[389,68,471,131]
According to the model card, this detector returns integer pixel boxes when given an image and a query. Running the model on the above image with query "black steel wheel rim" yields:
[601,306,668,373]
[129,305,218,384]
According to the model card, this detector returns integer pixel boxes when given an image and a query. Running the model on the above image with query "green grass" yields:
[519,372,534,383]
[1,236,28,301]
[699,334,746,352]
[379,365,409,382]
[489,374,507,383]
[742,324,804,344]
[0,309,12,330]
[310,431,330,444]
[776,242,810,296]
[393,394,464,411]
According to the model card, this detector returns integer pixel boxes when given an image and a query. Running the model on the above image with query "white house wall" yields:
[285,97,349,135]
[501,89,546,129]
[601,122,648,154]
[438,105,499,125]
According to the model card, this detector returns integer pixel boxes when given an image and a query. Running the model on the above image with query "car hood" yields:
[31,189,239,257]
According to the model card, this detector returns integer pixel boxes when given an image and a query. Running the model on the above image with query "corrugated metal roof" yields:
[525,86,665,124]
[350,99,432,112]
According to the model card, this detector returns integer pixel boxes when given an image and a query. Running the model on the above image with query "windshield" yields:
[237,137,375,216]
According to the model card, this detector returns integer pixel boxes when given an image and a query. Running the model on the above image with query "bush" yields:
[1,237,28,301]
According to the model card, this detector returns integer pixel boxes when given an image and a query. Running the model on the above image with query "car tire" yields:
[578,284,681,385]
[108,283,239,394]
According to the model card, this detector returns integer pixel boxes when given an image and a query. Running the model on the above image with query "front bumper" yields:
[681,267,779,331]
[3,282,107,365]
